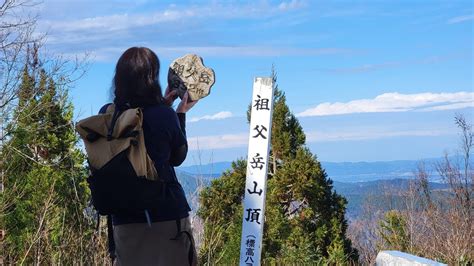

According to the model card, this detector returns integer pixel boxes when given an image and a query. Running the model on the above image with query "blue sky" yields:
[36,0,473,165]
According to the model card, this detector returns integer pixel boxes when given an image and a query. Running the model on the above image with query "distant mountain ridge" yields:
[178,161,232,178]
[331,179,449,219]
[175,171,448,219]
[178,157,453,182]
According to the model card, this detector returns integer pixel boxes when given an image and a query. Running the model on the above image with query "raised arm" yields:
[168,91,198,166]
[169,113,188,166]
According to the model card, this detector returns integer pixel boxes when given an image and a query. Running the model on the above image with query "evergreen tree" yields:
[199,69,358,264]
[0,55,96,264]
[378,210,410,253]
[198,160,247,264]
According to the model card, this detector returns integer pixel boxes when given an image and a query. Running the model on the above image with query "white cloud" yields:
[447,15,474,24]
[80,46,350,62]
[187,133,248,150]
[279,0,307,11]
[153,46,348,58]
[315,53,467,74]
[40,9,200,33]
[39,2,307,35]
[316,61,400,74]
[37,2,318,60]
[305,129,452,143]
[297,92,474,117]
[189,111,233,123]
[420,102,474,112]
[186,127,454,150]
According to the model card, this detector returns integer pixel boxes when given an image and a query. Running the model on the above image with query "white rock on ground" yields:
[376,250,447,266]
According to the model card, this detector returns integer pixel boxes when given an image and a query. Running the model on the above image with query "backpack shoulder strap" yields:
[99,103,114,114]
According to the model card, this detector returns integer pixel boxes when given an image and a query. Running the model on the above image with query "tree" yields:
[378,210,410,252]
[1,1,88,145]
[0,1,40,111]
[198,68,358,264]
[0,51,102,264]
[350,114,473,265]
[0,2,96,263]
[198,159,247,264]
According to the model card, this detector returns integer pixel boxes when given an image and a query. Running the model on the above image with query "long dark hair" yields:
[113,47,163,107]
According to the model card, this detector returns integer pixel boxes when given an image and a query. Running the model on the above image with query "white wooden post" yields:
[239,77,274,266]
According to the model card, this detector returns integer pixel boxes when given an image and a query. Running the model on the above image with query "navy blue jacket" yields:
[99,103,191,225]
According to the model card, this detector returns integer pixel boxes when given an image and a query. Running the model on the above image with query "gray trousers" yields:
[113,217,197,266]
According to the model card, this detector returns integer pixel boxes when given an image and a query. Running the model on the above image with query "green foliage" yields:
[199,69,358,265]
[0,59,95,264]
[327,217,349,265]
[269,88,305,163]
[378,210,410,252]
[198,159,246,264]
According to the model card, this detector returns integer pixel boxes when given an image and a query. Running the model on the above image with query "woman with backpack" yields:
[102,47,199,265]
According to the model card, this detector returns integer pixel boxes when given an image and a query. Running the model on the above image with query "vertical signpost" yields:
[239,77,274,266]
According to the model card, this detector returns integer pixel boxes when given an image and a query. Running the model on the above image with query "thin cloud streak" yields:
[154,46,350,58]
[39,2,307,35]
[37,1,352,61]
[297,92,474,117]
[189,111,233,123]
[84,46,351,62]
[278,0,308,12]
[305,129,453,143]
[187,133,248,150]
[315,54,467,74]
[316,61,400,74]
[420,102,474,112]
[186,128,455,150]
[447,15,474,24]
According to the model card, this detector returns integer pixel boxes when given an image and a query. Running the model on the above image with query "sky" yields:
[34,0,473,166]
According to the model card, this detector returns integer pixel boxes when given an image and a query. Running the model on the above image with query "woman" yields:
[101,47,198,265]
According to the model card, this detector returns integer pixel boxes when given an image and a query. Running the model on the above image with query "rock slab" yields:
[168,54,215,101]
[376,250,447,266]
